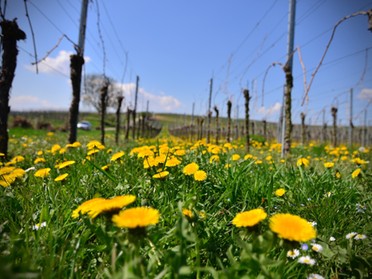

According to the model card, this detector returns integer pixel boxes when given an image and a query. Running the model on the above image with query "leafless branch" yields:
[32,34,75,65]
[296,46,308,104]
[23,0,38,73]
[355,48,369,88]
[261,62,283,106]
[0,0,7,19]
[302,10,371,105]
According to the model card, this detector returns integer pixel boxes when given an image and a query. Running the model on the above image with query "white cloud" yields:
[25,50,90,76]
[359,88,372,100]
[257,102,282,118]
[10,95,65,111]
[115,82,181,112]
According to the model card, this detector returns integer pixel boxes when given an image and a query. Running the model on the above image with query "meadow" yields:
[0,124,371,279]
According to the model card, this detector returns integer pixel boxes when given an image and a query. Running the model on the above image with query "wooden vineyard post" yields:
[243,89,251,152]
[300,112,306,145]
[214,106,219,145]
[125,108,131,141]
[115,96,124,144]
[227,100,232,142]
[100,81,108,145]
[68,0,89,144]
[331,107,338,147]
[0,19,26,157]
[283,64,293,155]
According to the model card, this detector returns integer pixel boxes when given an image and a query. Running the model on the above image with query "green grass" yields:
[0,129,371,279]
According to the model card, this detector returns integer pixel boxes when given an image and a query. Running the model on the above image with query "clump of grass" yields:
[0,132,371,278]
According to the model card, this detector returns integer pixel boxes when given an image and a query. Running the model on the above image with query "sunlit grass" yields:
[0,130,371,278]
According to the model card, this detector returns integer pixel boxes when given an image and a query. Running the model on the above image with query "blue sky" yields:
[4,0,372,126]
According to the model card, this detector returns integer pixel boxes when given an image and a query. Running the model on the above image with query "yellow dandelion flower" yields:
[194,170,207,181]
[87,149,100,156]
[165,156,181,167]
[209,155,220,163]
[155,154,167,165]
[232,208,267,227]
[351,168,361,179]
[137,148,154,158]
[296,158,310,167]
[174,149,186,156]
[255,160,263,165]
[72,195,136,219]
[339,155,347,161]
[182,208,193,218]
[153,171,169,179]
[323,162,334,169]
[12,155,25,163]
[6,155,24,165]
[352,157,368,166]
[335,170,341,179]
[56,160,75,169]
[0,166,15,175]
[231,154,241,161]
[51,144,61,154]
[34,157,46,164]
[34,168,51,178]
[0,174,16,187]
[143,157,157,169]
[275,188,286,197]
[244,154,253,160]
[112,207,160,228]
[86,140,105,150]
[11,168,25,178]
[66,141,81,148]
[269,213,316,242]
[72,198,106,218]
[111,151,125,162]
[54,173,68,182]
[183,162,199,175]
[101,164,110,171]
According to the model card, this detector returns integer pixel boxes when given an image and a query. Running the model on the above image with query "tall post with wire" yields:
[68,0,89,144]
[282,0,296,156]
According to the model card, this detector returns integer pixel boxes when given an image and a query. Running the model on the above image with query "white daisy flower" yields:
[346,232,357,239]
[308,273,325,279]
[32,221,47,230]
[354,234,367,240]
[298,255,316,266]
[311,243,323,253]
[287,249,300,259]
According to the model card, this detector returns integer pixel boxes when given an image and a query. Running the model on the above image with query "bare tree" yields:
[82,74,120,113]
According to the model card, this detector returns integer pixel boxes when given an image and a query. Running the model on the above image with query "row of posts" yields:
[169,97,370,148]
